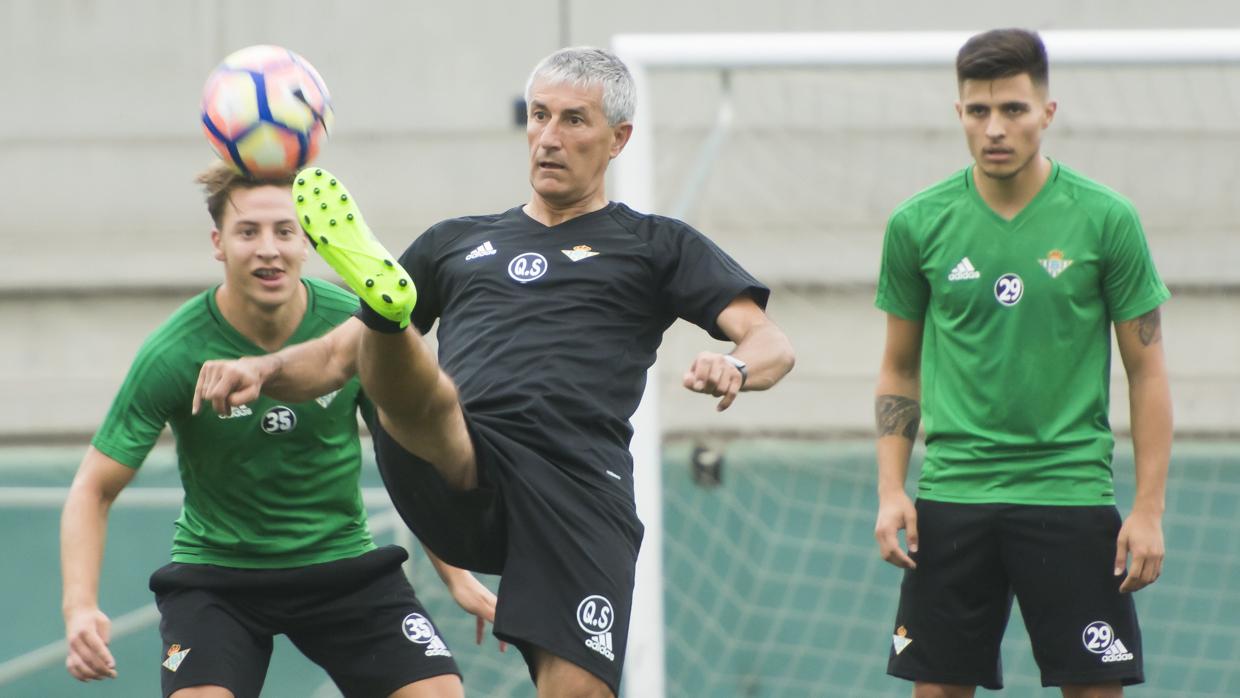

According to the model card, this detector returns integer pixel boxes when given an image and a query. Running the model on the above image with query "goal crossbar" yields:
[614,29,1240,69]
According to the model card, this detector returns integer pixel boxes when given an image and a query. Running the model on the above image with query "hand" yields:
[1115,509,1164,593]
[449,573,507,652]
[64,607,117,681]
[192,356,272,416]
[682,352,744,412]
[874,491,919,569]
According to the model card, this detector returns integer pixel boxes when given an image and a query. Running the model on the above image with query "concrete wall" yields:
[4,0,1239,441]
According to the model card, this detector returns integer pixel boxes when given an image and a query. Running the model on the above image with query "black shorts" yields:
[373,415,644,697]
[148,545,460,698]
[887,500,1144,689]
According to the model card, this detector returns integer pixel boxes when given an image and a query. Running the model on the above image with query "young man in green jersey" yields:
[60,163,501,698]
[873,29,1172,698]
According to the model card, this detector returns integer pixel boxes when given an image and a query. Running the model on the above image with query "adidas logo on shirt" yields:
[465,241,497,261]
[948,257,981,281]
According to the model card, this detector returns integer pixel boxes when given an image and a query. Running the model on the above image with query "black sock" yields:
[355,305,406,334]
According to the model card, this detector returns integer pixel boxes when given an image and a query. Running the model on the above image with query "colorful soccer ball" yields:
[201,45,334,177]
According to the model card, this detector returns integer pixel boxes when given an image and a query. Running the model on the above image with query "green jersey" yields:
[876,161,1169,505]
[92,278,376,568]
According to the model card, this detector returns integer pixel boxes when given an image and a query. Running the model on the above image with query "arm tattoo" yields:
[875,395,921,440]
[1134,307,1162,347]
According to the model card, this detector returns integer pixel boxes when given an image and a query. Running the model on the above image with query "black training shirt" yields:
[399,202,769,501]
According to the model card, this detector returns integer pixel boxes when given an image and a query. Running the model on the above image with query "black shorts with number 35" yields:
[149,545,459,698]
[887,499,1144,689]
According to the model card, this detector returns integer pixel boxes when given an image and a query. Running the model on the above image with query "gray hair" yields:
[524,47,635,126]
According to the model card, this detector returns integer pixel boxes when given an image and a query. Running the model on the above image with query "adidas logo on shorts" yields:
[425,635,452,658]
[1101,639,1134,663]
[402,612,451,658]
[585,631,615,661]
[1082,621,1133,663]
[577,595,616,661]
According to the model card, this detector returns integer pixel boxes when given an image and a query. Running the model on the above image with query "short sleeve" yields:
[653,220,769,341]
[398,226,444,334]
[1102,201,1171,322]
[875,210,930,320]
[91,345,184,468]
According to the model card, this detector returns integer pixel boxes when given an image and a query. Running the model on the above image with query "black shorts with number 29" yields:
[887,499,1144,689]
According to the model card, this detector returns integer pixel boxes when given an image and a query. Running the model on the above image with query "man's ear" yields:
[211,228,225,262]
[610,122,634,159]
[1042,99,1058,129]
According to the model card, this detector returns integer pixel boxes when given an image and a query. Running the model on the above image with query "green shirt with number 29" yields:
[876,161,1169,505]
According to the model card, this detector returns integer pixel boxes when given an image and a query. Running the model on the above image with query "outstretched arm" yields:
[682,295,796,411]
[422,547,506,651]
[61,447,138,681]
[193,316,364,415]
[874,314,924,570]
[1113,306,1172,593]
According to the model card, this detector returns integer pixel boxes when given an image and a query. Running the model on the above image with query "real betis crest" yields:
[1039,249,1073,278]
[562,245,600,262]
[162,645,190,672]
[892,626,913,655]
[315,390,340,409]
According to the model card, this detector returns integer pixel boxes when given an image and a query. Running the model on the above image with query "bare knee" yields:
[914,683,976,698]
[1061,682,1123,698]
[534,650,613,698]
[170,687,235,698]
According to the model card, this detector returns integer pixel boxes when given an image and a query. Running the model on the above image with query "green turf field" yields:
[2,441,1236,697]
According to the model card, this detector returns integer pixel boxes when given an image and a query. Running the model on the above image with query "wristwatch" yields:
[723,354,748,388]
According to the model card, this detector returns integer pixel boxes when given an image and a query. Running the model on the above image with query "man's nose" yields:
[539,119,562,148]
[256,230,280,257]
[985,114,1005,140]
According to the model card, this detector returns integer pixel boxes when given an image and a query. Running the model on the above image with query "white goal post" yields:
[611,29,1240,698]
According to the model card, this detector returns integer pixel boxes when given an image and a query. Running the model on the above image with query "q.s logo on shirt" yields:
[508,253,548,283]
[261,406,297,434]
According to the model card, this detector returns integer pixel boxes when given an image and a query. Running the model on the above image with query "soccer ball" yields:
[201,45,334,177]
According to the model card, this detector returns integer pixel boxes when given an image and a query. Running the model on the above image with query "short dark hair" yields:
[956,29,1048,88]
[195,161,294,228]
